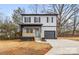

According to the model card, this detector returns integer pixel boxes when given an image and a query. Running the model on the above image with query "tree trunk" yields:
[72,14,76,36]
[72,27,76,35]
[57,17,62,36]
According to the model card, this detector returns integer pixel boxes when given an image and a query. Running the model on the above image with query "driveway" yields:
[46,39,79,55]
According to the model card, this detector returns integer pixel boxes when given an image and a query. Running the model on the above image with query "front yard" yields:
[0,40,52,55]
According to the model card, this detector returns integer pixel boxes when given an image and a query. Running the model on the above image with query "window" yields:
[47,17,49,23]
[51,17,53,23]
[34,17,40,23]
[26,28,29,33]
[26,28,33,33]
[29,17,31,22]
[24,17,27,22]
[24,17,31,23]
[30,28,33,33]
[34,17,37,22]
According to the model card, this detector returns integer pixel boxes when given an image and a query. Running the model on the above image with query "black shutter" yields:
[24,17,27,22]
[51,17,53,22]
[47,17,48,23]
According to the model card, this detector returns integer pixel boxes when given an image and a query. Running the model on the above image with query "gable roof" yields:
[21,14,58,16]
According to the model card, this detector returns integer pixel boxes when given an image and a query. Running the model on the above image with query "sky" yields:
[0,4,36,17]
[0,4,48,21]
[0,4,45,17]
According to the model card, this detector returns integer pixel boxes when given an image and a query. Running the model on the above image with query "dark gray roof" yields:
[21,14,58,16]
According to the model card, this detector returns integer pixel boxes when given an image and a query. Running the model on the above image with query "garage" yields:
[44,31,55,39]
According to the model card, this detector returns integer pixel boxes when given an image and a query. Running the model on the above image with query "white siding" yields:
[41,16,56,26]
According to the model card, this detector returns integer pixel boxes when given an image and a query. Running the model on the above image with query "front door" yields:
[35,28,40,38]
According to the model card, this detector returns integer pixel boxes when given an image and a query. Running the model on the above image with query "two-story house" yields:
[19,14,58,41]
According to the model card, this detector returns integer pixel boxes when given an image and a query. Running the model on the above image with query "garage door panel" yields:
[44,31,55,39]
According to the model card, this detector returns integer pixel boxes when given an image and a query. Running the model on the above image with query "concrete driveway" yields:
[46,39,79,55]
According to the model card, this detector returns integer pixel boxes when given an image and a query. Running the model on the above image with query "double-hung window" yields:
[34,17,40,23]
[24,17,31,23]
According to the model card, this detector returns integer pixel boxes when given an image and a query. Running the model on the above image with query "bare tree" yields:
[29,4,46,14]
[12,7,25,24]
[42,4,79,36]
[72,11,79,35]
[29,4,38,14]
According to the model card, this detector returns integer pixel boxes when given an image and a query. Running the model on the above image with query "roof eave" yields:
[20,14,58,16]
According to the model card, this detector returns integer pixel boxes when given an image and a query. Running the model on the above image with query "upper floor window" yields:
[51,17,53,23]
[34,17,40,23]
[24,17,31,23]
[47,17,49,23]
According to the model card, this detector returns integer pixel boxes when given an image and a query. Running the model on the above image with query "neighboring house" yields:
[19,14,58,41]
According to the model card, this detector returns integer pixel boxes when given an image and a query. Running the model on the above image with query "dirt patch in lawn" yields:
[0,40,52,55]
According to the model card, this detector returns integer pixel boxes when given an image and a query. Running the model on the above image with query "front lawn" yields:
[0,40,52,55]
